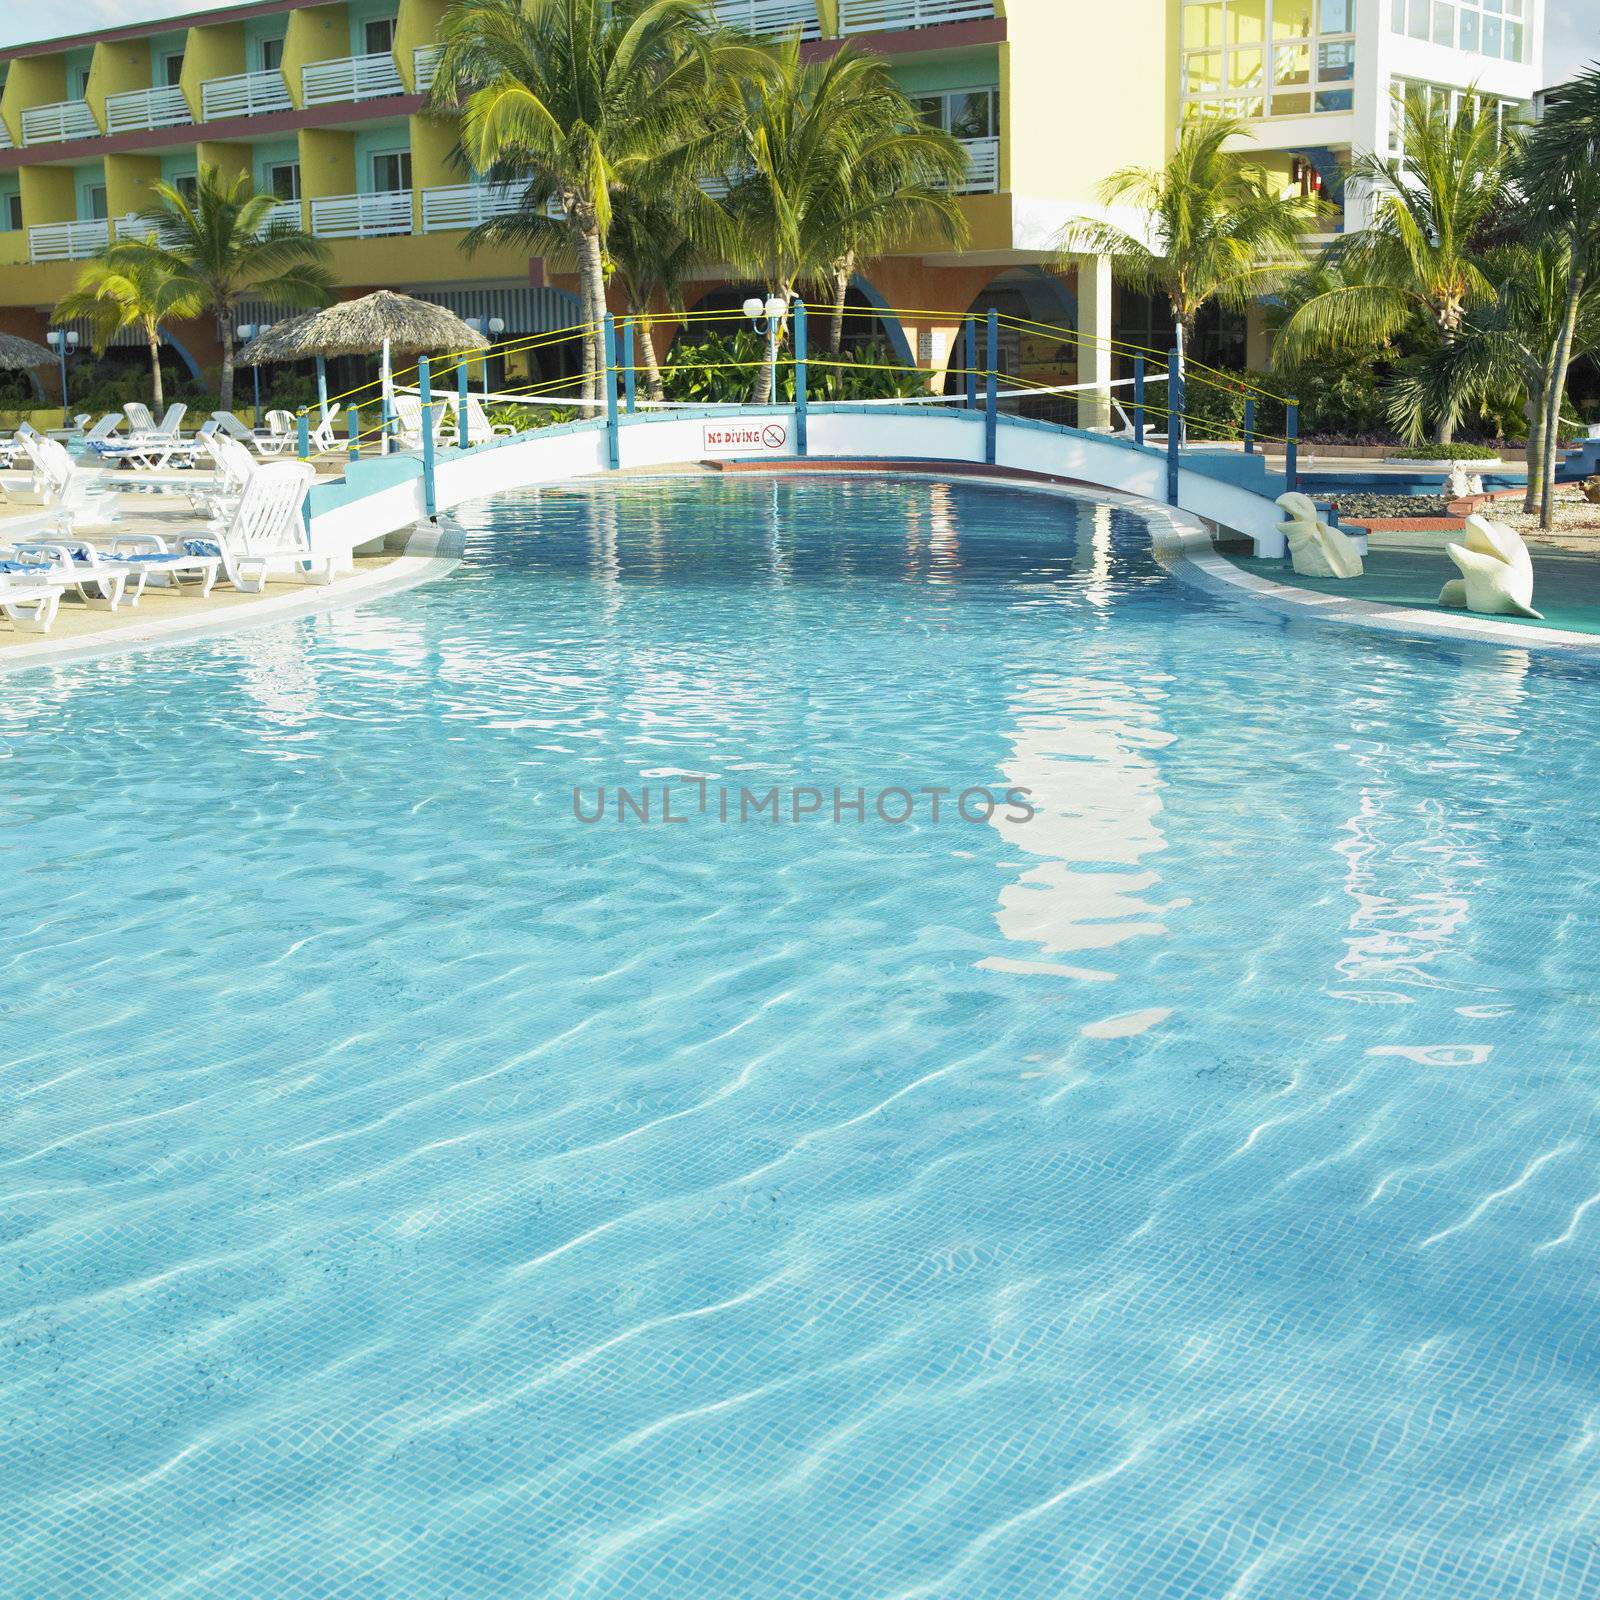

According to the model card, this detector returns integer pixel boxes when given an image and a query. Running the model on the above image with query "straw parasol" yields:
[237,290,490,428]
[0,332,55,370]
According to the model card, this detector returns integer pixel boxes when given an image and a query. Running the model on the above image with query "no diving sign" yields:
[702,420,789,457]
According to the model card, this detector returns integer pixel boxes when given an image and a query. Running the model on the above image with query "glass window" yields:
[1483,14,1502,53]
[1187,52,1224,96]
[1458,8,1479,48]
[174,173,198,203]
[371,150,412,192]
[6,193,22,231]
[260,36,285,72]
[364,16,398,55]
[1391,0,1404,26]
[1274,0,1316,35]
[1318,40,1356,79]
[1321,0,1355,28]
[1432,2,1454,44]
[86,184,107,220]
[1504,20,1523,60]
[163,54,185,87]
[1229,47,1266,90]
[1231,0,1269,44]
[949,91,995,139]
[267,162,301,201]
[1407,0,1429,38]
[1184,0,1228,48]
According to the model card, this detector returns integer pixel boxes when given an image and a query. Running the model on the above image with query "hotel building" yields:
[0,0,1546,407]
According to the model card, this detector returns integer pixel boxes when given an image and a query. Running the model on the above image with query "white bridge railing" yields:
[202,69,292,120]
[302,51,405,106]
[420,183,521,233]
[20,99,98,145]
[309,190,413,239]
[838,0,995,32]
[104,84,191,135]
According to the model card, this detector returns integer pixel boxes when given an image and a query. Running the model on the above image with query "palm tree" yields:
[428,0,753,403]
[1385,242,1600,510]
[1058,117,1325,374]
[723,38,968,400]
[1519,65,1600,526]
[107,166,332,415]
[1277,91,1510,441]
[606,189,729,402]
[53,248,203,414]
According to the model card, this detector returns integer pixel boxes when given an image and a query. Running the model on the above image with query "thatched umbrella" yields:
[0,332,54,370]
[238,291,489,429]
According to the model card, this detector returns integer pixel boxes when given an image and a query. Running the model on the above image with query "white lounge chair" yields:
[188,427,258,521]
[392,394,450,452]
[92,403,196,470]
[6,540,132,610]
[260,410,298,455]
[122,401,157,434]
[447,392,516,448]
[178,461,331,593]
[0,560,65,632]
[308,404,342,456]
[14,429,122,531]
[210,411,286,458]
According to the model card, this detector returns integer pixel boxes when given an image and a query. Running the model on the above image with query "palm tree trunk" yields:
[217,307,235,416]
[828,256,853,356]
[1522,367,1547,517]
[147,324,165,415]
[631,304,664,403]
[577,227,607,407]
[1539,265,1586,530]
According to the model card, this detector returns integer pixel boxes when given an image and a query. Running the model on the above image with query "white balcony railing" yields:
[838,0,994,33]
[308,190,413,239]
[104,84,192,135]
[29,218,110,262]
[414,44,442,93]
[19,99,99,146]
[201,68,293,121]
[301,51,405,106]
[953,136,998,193]
[712,0,822,38]
[0,119,16,150]
[420,182,522,232]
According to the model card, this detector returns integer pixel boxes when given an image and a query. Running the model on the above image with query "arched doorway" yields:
[943,269,1080,423]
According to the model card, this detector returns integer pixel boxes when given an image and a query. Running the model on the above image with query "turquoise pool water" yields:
[4,476,1600,1599]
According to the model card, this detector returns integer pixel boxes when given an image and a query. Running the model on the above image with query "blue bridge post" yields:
[1286,399,1299,493]
[419,355,437,520]
[457,358,470,449]
[965,316,977,411]
[985,309,999,466]
[623,319,637,416]
[1133,355,1146,449]
[297,413,311,533]
[1243,395,1256,455]
[794,300,809,458]
[348,405,360,461]
[603,314,621,471]
[1166,349,1182,507]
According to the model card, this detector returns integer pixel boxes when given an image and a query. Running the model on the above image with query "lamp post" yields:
[484,315,504,397]
[46,329,79,414]
[743,294,789,402]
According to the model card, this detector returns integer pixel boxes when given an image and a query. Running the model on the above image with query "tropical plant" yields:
[53,248,203,413]
[721,38,968,400]
[1518,65,1600,525]
[658,328,923,404]
[1057,117,1325,374]
[105,166,332,415]
[428,0,754,403]
[1276,91,1512,441]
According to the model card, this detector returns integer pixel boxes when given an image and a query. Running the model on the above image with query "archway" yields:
[943,269,1080,422]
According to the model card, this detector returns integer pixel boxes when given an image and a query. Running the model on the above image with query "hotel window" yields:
[913,88,999,141]
[364,16,398,55]
[1389,0,1529,62]
[162,53,185,88]
[371,150,412,193]
[5,193,22,231]
[1387,79,1528,156]
[266,161,301,202]
[1182,0,1356,118]
[259,36,286,73]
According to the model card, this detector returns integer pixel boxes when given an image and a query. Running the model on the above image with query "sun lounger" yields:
[176,461,330,593]
[0,565,63,632]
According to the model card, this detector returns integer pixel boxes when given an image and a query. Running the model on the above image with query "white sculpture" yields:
[1275,492,1364,579]
[1439,515,1542,619]
[1442,466,1485,499]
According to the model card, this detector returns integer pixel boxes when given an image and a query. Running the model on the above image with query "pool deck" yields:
[1176,528,1600,657]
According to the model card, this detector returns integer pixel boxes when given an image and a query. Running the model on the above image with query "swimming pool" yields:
[5,475,1599,1599]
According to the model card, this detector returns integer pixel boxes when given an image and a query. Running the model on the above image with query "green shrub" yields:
[1388,441,1507,460]
[659,329,923,405]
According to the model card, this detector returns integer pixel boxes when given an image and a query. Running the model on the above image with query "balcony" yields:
[104,84,191,136]
[0,121,13,150]
[838,0,995,33]
[201,69,293,121]
[29,218,110,262]
[20,100,99,146]
[308,190,412,239]
[420,182,521,232]
[301,52,405,107]
[712,0,822,37]
[414,44,442,93]
[953,136,998,193]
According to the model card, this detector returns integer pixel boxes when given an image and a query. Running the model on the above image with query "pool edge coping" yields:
[0,521,464,678]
